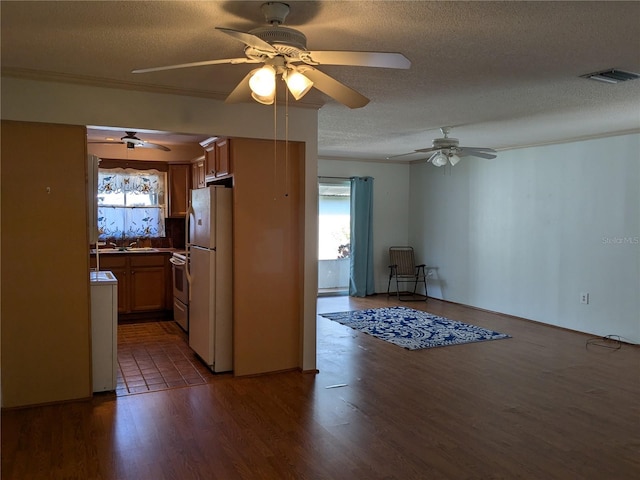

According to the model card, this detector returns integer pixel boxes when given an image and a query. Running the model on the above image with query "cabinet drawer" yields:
[130,254,167,267]
[97,256,127,268]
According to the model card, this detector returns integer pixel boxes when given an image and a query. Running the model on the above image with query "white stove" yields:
[170,251,189,332]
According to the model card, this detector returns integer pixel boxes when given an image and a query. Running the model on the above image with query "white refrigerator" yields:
[188,185,233,372]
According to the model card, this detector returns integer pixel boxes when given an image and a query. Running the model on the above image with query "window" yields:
[97,168,166,240]
[318,181,351,259]
[318,180,351,294]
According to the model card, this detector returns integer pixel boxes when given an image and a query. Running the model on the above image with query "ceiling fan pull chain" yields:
[284,87,289,198]
[273,82,278,201]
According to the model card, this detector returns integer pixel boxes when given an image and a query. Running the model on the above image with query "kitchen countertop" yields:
[90,247,180,255]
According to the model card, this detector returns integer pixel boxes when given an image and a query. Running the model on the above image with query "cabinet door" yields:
[129,255,167,312]
[130,266,166,312]
[204,145,216,177]
[192,160,205,189]
[168,164,191,217]
[215,138,230,177]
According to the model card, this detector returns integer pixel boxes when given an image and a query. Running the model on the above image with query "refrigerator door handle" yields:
[185,203,195,300]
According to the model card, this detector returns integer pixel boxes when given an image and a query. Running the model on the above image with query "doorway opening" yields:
[318,179,350,296]
[87,125,220,396]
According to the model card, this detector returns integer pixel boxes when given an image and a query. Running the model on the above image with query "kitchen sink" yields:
[95,247,158,253]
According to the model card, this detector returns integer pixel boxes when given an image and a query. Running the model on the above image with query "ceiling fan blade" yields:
[459,147,497,152]
[298,66,369,109]
[137,142,171,152]
[458,149,496,159]
[88,141,126,146]
[224,71,254,104]
[88,140,171,152]
[385,151,424,160]
[132,58,255,74]
[305,51,411,69]
[215,27,277,54]
[414,147,438,154]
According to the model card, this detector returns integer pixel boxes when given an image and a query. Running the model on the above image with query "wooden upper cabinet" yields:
[192,159,205,189]
[201,137,232,179]
[168,163,191,217]
[204,144,216,177]
[215,138,230,177]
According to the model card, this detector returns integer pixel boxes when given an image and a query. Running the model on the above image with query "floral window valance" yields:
[97,168,166,240]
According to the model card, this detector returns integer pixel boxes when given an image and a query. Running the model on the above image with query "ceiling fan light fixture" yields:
[284,69,313,100]
[448,153,461,166]
[430,151,448,167]
[249,65,276,98]
[251,91,275,105]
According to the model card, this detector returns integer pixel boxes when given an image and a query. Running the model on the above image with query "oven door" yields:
[170,255,189,332]
[170,256,189,305]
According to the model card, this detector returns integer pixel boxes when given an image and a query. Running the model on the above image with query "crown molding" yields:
[1,67,323,109]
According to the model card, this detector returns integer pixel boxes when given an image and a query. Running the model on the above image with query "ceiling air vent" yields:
[582,69,640,84]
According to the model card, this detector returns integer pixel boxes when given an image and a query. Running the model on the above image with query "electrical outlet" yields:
[580,292,589,304]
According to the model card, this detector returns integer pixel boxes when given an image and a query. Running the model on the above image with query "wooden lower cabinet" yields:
[91,253,171,316]
[130,255,167,312]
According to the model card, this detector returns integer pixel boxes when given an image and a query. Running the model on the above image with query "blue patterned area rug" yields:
[320,306,511,350]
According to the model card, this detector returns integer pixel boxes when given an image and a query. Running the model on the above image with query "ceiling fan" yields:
[88,131,171,152]
[394,127,497,166]
[131,2,411,109]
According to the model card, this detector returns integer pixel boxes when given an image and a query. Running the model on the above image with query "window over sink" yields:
[97,168,166,240]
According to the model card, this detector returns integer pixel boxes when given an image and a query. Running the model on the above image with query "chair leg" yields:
[387,267,395,297]
[424,273,428,300]
[417,266,427,300]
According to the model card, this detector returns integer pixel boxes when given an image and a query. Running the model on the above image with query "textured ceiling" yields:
[2,1,639,161]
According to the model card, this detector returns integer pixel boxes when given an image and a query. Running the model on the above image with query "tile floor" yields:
[117,321,216,396]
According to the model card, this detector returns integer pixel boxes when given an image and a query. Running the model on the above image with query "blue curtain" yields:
[349,177,375,296]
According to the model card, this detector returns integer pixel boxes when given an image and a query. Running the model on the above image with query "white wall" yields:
[409,134,640,343]
[318,158,411,293]
[1,76,320,371]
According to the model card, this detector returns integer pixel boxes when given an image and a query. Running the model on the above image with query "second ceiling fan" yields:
[89,131,171,151]
[392,127,497,166]
[132,2,411,109]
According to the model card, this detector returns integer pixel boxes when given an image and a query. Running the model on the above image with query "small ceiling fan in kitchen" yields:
[131,2,411,108]
[88,131,171,152]
[391,127,497,166]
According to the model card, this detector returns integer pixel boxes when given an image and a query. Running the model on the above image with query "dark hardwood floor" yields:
[2,295,639,479]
